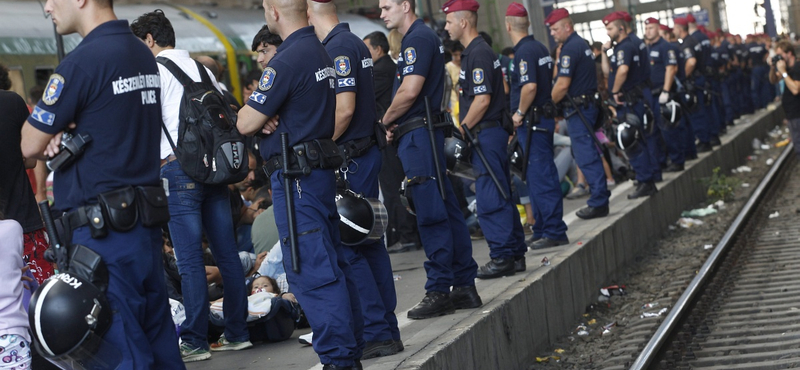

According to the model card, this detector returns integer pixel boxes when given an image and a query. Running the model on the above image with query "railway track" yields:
[631,143,800,369]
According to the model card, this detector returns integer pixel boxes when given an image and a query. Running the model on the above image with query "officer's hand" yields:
[602,41,612,52]
[613,93,623,106]
[385,124,397,144]
[658,91,670,104]
[44,122,77,158]
[777,60,788,74]
[261,116,279,135]
[512,112,525,128]
[458,124,466,139]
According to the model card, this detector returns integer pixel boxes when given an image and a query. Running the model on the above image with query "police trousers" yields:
[617,100,660,183]
[271,169,364,367]
[564,106,610,208]
[397,128,478,293]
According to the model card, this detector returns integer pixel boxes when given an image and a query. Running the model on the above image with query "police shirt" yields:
[748,42,768,66]
[709,47,721,70]
[609,35,643,92]
[671,40,688,82]
[392,19,445,124]
[322,23,377,144]
[679,35,700,80]
[458,36,504,124]
[27,20,161,212]
[510,35,553,111]
[629,34,652,86]
[691,30,712,71]
[648,37,679,89]
[246,26,336,160]
[556,32,597,97]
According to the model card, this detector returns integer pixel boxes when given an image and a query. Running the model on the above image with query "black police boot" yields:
[476,258,516,279]
[627,182,657,199]
[530,237,570,250]
[664,163,684,172]
[576,205,609,219]
[696,142,712,153]
[710,135,722,146]
[392,339,405,353]
[450,285,482,309]
[362,340,397,359]
[407,291,455,319]
[322,364,355,370]
[718,126,727,135]
[514,256,526,272]
[355,360,363,370]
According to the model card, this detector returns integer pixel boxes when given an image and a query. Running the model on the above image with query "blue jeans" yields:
[161,161,249,350]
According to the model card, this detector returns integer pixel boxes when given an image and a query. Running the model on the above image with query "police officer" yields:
[505,2,568,250]
[307,0,401,358]
[236,0,364,368]
[644,17,686,172]
[601,11,659,199]
[748,34,771,110]
[379,0,482,319]
[706,30,728,136]
[673,16,713,153]
[441,0,526,279]
[547,8,610,219]
[661,23,699,160]
[685,14,723,146]
[21,0,184,368]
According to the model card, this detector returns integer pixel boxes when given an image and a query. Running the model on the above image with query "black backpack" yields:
[156,57,248,185]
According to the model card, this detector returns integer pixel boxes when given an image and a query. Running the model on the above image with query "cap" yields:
[686,13,696,23]
[544,8,569,27]
[644,17,660,26]
[602,11,629,25]
[673,17,689,26]
[622,12,633,22]
[506,2,528,17]
[659,24,671,32]
[442,0,480,14]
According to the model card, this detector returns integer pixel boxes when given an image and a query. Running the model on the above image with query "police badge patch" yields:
[259,68,276,91]
[617,50,624,61]
[43,74,65,106]
[520,60,528,75]
[472,68,484,84]
[405,47,417,65]
[334,56,351,77]
[560,55,570,68]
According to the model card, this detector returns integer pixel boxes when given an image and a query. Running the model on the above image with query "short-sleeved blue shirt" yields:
[748,42,768,66]
[670,40,688,82]
[648,37,679,88]
[678,35,699,80]
[322,23,377,144]
[629,34,652,86]
[709,47,722,69]
[556,32,597,97]
[458,36,504,124]
[246,26,336,160]
[510,35,553,110]
[609,35,642,92]
[27,20,162,212]
[691,30,712,69]
[392,19,445,124]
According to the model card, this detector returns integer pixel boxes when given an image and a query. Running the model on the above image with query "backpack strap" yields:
[193,60,214,85]
[156,56,195,87]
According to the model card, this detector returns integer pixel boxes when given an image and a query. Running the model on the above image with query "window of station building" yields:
[574,20,607,43]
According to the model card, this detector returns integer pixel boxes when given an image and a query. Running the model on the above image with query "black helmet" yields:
[660,100,683,129]
[681,92,698,112]
[336,189,388,246]
[29,273,121,370]
[703,89,712,106]
[443,135,471,171]
[642,105,656,135]
[615,114,641,151]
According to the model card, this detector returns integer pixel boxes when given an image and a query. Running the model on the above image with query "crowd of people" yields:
[1,0,797,369]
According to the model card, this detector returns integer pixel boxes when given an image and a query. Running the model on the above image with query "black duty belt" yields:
[338,135,377,160]
[557,93,598,110]
[468,120,500,136]
[263,138,344,177]
[392,112,452,140]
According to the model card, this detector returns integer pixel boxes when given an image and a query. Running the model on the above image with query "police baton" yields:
[462,126,509,201]
[38,200,69,271]
[280,133,301,273]
[565,94,605,153]
[423,96,447,201]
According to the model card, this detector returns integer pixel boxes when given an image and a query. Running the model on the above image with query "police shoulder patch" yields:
[259,68,276,91]
[472,68,485,84]
[617,50,624,61]
[520,60,528,75]
[334,56,351,77]
[43,73,65,106]
[404,47,417,65]
[561,55,570,68]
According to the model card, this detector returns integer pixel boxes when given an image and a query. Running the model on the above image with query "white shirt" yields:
[157,49,222,159]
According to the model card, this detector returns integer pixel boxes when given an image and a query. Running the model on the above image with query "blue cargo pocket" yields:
[282,227,338,293]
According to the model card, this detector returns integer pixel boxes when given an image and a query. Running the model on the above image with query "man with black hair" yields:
[21,0,185,368]
[251,24,283,70]
[770,40,800,157]
[131,9,251,362]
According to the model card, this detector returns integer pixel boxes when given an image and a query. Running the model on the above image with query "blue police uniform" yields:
[719,40,736,125]
[672,38,698,158]
[459,36,526,261]
[610,35,658,183]
[392,19,478,293]
[630,33,665,177]
[692,30,722,139]
[708,46,727,135]
[510,35,567,242]
[556,31,609,209]
[748,41,770,109]
[649,37,686,165]
[680,34,712,147]
[739,43,755,114]
[27,20,184,369]
[323,22,399,345]
[246,26,364,367]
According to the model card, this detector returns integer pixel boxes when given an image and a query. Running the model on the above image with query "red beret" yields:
[686,13,696,23]
[602,11,629,25]
[442,0,480,14]
[310,0,333,2]
[622,12,632,22]
[659,24,671,32]
[506,2,528,17]
[673,17,689,26]
[544,8,569,27]
[644,17,660,26]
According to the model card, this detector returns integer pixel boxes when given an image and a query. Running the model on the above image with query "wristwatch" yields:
[782,72,788,79]
[515,109,524,116]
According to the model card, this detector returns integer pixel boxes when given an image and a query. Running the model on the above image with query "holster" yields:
[264,138,345,177]
[68,244,110,293]
[97,186,138,232]
[135,186,170,227]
